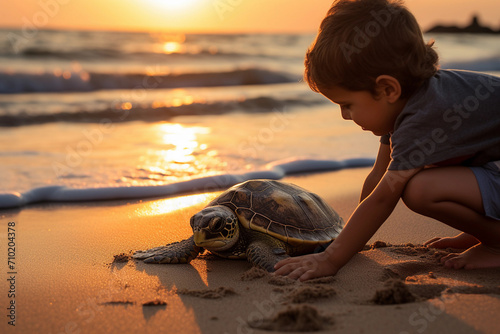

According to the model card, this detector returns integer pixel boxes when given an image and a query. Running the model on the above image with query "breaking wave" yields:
[0,157,375,209]
[0,68,297,94]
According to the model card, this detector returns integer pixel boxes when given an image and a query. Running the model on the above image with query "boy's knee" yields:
[402,172,431,213]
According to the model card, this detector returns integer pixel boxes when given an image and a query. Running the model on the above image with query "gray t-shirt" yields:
[386,70,500,170]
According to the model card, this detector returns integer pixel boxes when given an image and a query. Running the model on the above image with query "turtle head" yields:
[190,205,240,251]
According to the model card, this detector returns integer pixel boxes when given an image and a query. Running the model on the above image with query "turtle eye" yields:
[210,217,226,232]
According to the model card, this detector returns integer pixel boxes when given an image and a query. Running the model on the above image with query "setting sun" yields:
[145,0,201,12]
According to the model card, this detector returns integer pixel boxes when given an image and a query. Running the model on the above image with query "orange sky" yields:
[0,0,499,33]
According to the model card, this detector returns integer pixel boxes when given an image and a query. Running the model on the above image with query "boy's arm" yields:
[360,142,391,202]
[274,167,422,281]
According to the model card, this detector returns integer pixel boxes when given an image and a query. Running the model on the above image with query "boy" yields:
[274,0,500,281]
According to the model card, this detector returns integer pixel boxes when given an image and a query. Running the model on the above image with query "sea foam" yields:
[0,157,374,209]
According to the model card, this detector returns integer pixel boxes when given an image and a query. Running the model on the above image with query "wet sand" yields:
[1,168,499,333]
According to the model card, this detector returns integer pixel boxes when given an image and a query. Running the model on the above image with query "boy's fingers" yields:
[274,265,290,276]
[274,257,293,270]
[287,267,308,280]
[299,270,316,282]
[274,261,300,276]
[275,258,311,277]
[274,254,310,269]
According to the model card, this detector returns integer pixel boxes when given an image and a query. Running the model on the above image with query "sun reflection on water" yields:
[130,122,226,186]
[125,121,228,188]
[163,41,182,54]
[135,192,219,217]
[159,123,210,165]
[152,32,187,54]
[151,89,197,109]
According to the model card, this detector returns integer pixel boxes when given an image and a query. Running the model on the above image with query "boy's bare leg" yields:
[402,166,500,269]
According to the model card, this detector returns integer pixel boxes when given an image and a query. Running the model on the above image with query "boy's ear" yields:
[375,75,402,102]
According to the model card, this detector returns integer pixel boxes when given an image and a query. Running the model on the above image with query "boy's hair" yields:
[305,0,439,98]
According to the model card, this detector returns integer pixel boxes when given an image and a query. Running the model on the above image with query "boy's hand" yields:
[274,251,339,281]
[275,167,422,282]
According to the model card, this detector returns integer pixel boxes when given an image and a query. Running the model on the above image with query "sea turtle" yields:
[133,179,343,271]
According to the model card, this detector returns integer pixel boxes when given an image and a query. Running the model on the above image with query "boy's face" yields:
[320,85,401,136]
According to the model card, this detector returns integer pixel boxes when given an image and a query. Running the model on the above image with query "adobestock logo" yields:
[7,0,72,54]
[213,0,243,21]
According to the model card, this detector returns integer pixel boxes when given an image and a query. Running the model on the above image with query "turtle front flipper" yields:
[133,236,202,264]
[246,237,289,272]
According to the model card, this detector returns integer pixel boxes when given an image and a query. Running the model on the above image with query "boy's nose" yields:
[341,108,351,120]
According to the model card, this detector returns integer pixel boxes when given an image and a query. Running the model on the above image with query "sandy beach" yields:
[1,167,500,334]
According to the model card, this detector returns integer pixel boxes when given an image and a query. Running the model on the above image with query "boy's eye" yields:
[341,104,351,110]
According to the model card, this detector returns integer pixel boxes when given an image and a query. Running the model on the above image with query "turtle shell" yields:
[207,179,343,247]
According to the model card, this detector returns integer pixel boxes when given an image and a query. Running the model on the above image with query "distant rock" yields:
[426,15,499,34]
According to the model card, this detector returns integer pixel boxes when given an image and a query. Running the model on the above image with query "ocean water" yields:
[1,29,499,208]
